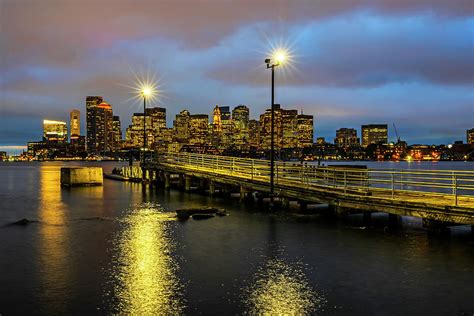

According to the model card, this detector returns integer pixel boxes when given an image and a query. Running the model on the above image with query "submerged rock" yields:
[8,218,35,226]
[176,207,226,220]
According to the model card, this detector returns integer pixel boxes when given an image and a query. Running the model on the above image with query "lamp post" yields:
[265,51,285,208]
[141,87,152,178]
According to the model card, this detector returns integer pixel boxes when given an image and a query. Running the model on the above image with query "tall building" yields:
[248,119,260,149]
[70,109,80,138]
[112,116,122,149]
[232,105,249,149]
[281,109,298,149]
[125,112,160,149]
[86,96,114,154]
[467,128,474,144]
[173,110,191,143]
[189,114,209,145]
[219,106,233,148]
[43,120,68,143]
[212,105,222,132]
[260,105,305,150]
[335,128,359,148]
[296,114,314,148]
[361,124,388,147]
[260,104,283,150]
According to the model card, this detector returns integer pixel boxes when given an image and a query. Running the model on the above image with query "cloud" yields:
[207,15,474,87]
[1,0,473,146]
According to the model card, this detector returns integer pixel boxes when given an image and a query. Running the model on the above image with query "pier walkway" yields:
[139,153,474,227]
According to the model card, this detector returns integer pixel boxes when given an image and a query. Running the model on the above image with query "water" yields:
[1,161,473,315]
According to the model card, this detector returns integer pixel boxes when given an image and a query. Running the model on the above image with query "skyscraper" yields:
[361,124,388,147]
[86,96,114,154]
[281,109,298,148]
[173,110,191,143]
[335,128,359,148]
[189,114,209,145]
[112,116,122,149]
[70,109,80,138]
[248,119,260,149]
[260,104,282,150]
[43,120,68,143]
[296,114,314,148]
[219,106,233,148]
[232,105,249,149]
[467,128,474,144]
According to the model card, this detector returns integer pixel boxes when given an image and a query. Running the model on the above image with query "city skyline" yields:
[1,1,473,150]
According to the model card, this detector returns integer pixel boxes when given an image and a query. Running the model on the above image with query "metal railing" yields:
[154,152,474,206]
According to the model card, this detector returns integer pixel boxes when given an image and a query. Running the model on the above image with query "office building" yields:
[232,105,250,149]
[43,120,68,143]
[189,114,209,145]
[335,128,359,148]
[296,114,314,148]
[173,110,191,143]
[361,124,388,147]
[70,109,80,138]
[85,96,114,154]
[248,119,260,149]
[112,116,122,148]
[467,128,474,144]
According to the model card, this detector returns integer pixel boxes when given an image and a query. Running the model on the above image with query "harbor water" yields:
[0,161,473,315]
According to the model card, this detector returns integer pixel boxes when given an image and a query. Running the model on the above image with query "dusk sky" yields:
[1,0,473,151]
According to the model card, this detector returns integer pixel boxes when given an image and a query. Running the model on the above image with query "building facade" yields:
[85,96,114,154]
[335,128,359,148]
[467,128,474,144]
[296,114,314,148]
[43,120,68,143]
[232,105,249,150]
[361,124,388,147]
[189,114,209,145]
[70,109,80,138]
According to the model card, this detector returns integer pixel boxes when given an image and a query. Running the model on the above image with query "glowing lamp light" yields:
[141,86,153,97]
[274,51,287,64]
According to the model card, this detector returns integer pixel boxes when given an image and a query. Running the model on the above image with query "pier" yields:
[129,153,474,232]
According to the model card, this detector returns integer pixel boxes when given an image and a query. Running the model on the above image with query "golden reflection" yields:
[37,165,71,312]
[244,258,325,315]
[112,204,183,314]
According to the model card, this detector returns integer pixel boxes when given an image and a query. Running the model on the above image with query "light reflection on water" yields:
[244,257,326,315]
[37,166,71,313]
[109,203,184,314]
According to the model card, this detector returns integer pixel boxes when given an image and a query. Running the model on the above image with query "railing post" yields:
[343,171,347,193]
[453,173,458,206]
[391,173,395,199]
[251,159,254,180]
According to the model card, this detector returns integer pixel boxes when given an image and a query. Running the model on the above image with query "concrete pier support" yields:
[282,197,290,209]
[363,212,372,225]
[299,201,308,212]
[209,180,216,197]
[199,179,207,192]
[388,214,401,228]
[334,205,348,219]
[164,172,170,190]
[178,174,184,189]
[185,175,192,192]
[240,186,247,202]
[422,218,449,234]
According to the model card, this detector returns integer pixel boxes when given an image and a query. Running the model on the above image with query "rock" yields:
[9,218,34,226]
[176,207,224,220]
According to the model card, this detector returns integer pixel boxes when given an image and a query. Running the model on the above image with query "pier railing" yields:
[154,152,474,206]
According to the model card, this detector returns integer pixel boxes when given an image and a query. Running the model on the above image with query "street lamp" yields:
[141,86,153,166]
[265,49,286,208]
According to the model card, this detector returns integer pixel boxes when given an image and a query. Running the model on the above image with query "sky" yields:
[1,0,473,152]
